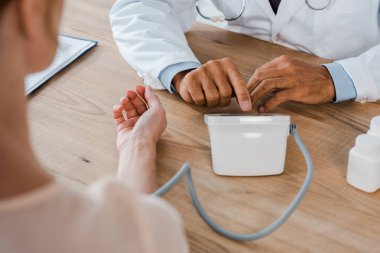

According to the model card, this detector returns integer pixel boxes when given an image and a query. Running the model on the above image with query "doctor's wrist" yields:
[173,69,192,92]
[319,65,336,101]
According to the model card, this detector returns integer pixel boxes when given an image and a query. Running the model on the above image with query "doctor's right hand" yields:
[172,58,252,111]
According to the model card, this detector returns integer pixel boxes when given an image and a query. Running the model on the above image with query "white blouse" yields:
[0,179,189,253]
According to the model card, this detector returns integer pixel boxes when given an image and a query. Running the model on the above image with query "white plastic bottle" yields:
[346,132,380,193]
[368,115,380,139]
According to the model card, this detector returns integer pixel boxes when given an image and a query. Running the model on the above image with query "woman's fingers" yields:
[135,85,147,102]
[121,96,138,119]
[145,86,163,108]
[115,86,163,132]
[112,104,125,127]
[127,89,148,115]
[113,104,137,130]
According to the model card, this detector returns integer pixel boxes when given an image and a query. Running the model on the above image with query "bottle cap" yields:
[368,116,380,139]
[355,134,380,155]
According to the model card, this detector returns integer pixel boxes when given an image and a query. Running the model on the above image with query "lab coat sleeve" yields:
[110,0,201,90]
[336,43,380,103]
[322,62,357,103]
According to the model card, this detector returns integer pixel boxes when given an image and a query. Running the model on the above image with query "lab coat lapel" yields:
[255,0,275,22]
[271,0,304,36]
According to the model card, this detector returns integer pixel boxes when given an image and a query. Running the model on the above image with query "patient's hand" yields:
[112,85,166,193]
[113,85,167,151]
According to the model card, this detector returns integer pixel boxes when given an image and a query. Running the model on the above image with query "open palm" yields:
[113,85,166,151]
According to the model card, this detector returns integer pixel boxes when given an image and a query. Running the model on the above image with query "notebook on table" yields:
[25,35,97,95]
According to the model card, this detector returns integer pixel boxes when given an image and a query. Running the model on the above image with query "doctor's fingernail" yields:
[241,101,252,111]
[259,106,265,113]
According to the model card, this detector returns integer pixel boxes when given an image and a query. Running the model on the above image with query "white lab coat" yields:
[110,0,380,103]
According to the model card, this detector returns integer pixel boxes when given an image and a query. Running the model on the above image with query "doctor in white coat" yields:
[110,0,380,112]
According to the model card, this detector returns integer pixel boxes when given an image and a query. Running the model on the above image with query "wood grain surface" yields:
[28,0,380,252]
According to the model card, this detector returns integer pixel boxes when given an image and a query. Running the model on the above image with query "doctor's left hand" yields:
[248,55,335,112]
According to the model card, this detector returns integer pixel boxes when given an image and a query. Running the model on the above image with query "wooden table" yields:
[28,0,380,252]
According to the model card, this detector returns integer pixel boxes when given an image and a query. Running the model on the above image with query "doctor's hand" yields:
[173,58,252,111]
[248,55,335,112]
